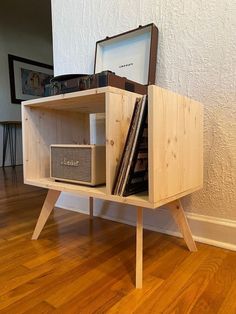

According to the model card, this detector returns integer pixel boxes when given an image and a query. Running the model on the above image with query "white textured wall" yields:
[0,0,53,166]
[51,1,236,232]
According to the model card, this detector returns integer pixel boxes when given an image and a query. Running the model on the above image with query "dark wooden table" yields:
[0,121,22,167]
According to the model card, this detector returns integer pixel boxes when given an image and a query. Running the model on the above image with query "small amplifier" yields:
[50,145,106,186]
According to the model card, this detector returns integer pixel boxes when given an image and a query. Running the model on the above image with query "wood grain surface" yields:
[0,166,235,313]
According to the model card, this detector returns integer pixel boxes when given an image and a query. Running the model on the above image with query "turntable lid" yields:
[94,23,158,86]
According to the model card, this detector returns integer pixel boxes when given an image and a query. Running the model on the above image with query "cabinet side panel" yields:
[149,85,203,203]
[22,106,40,181]
[105,92,138,194]
[148,85,158,203]
[22,107,89,182]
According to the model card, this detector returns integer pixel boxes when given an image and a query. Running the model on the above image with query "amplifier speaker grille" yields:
[51,147,91,182]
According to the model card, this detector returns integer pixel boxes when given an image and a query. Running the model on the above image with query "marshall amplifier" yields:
[50,145,106,186]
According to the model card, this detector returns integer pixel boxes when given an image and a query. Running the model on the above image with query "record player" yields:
[49,23,158,95]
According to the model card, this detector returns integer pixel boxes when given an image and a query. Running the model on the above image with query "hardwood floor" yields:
[0,166,235,313]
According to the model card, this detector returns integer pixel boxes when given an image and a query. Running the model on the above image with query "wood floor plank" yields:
[45,234,137,307]
[218,279,236,314]
[0,166,236,313]
[22,301,56,314]
[160,248,228,313]
[53,232,164,312]
[107,246,189,313]
[1,227,136,312]
[133,245,211,313]
[190,251,236,313]
[107,275,163,314]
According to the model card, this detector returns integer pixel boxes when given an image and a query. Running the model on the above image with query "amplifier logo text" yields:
[61,158,79,167]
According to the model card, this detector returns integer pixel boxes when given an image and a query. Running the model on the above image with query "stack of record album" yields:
[113,95,148,196]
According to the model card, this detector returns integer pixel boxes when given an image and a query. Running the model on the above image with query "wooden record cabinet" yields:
[22,85,203,288]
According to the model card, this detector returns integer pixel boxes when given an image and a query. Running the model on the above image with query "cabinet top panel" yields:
[21,86,142,113]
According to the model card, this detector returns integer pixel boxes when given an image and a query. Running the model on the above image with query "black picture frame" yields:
[8,54,53,104]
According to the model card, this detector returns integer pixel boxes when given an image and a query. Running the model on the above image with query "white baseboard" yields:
[56,195,236,251]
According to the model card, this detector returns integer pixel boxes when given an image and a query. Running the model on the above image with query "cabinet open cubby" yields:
[22,85,203,209]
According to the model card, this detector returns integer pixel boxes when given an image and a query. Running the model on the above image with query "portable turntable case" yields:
[49,23,158,95]
[94,23,158,88]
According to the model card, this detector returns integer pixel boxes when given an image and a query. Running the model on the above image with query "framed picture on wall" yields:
[8,54,53,104]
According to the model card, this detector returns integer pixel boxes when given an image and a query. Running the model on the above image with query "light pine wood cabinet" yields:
[22,85,203,288]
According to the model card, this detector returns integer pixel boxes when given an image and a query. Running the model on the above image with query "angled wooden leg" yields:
[32,189,61,240]
[89,197,93,219]
[136,207,143,289]
[167,199,197,252]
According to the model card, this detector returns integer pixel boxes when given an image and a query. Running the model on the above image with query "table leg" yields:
[89,197,94,219]
[136,206,143,289]
[166,199,197,252]
[32,189,61,240]
[2,124,8,167]
[13,124,17,167]
[8,125,14,167]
